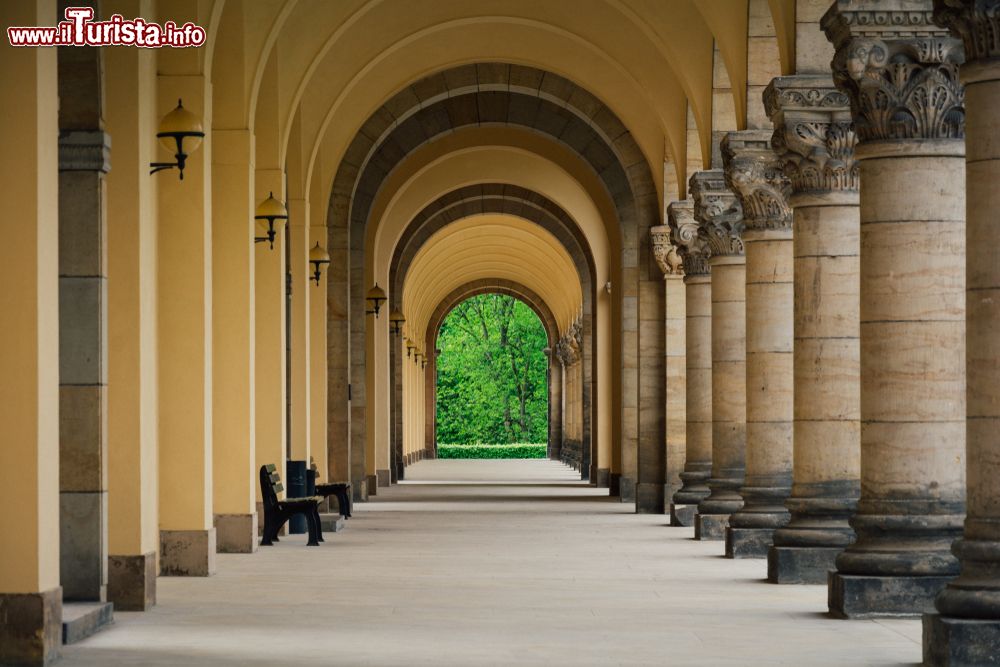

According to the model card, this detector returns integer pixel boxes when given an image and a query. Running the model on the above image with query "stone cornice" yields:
[721,131,793,232]
[822,0,966,143]
[764,75,860,196]
[667,200,710,277]
[650,225,684,277]
[689,170,744,258]
[59,130,111,173]
[933,0,1000,63]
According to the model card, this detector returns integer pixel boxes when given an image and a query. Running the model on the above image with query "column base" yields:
[923,613,1000,666]
[376,469,391,487]
[107,553,156,611]
[160,528,217,576]
[593,468,610,488]
[59,490,107,602]
[0,587,61,666]
[828,572,953,618]
[609,473,621,497]
[619,476,635,503]
[695,513,728,540]
[635,483,665,514]
[767,546,841,584]
[365,474,378,497]
[725,527,773,559]
[670,504,696,527]
[214,513,258,554]
[352,476,368,502]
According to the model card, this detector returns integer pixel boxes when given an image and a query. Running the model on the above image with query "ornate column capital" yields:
[689,170,745,258]
[822,0,966,144]
[720,130,793,232]
[933,0,1000,63]
[764,75,860,196]
[650,225,684,277]
[667,200,711,277]
[555,319,583,367]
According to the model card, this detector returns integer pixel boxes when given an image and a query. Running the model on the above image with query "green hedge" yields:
[437,443,547,459]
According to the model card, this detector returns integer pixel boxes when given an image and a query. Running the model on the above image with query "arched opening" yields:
[434,293,550,460]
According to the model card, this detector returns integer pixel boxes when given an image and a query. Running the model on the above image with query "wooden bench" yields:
[259,464,324,546]
[308,459,353,519]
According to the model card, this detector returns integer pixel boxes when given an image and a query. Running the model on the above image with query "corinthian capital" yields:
[721,131,793,232]
[764,75,860,196]
[650,225,684,277]
[933,0,1000,63]
[822,0,966,143]
[689,170,745,258]
[667,200,710,277]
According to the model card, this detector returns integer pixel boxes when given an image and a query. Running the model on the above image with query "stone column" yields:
[823,0,967,617]
[690,170,747,541]
[667,201,712,527]
[0,6,62,659]
[721,131,795,559]
[651,225,686,514]
[924,2,1000,663]
[288,205,312,468]
[764,75,861,585]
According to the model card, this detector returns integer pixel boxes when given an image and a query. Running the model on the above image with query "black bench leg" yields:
[261,515,276,546]
[337,489,352,519]
[314,506,325,542]
[305,509,321,546]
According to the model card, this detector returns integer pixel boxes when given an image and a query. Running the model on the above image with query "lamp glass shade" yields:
[389,309,406,325]
[255,192,288,223]
[156,99,204,153]
[367,283,387,302]
[309,242,330,265]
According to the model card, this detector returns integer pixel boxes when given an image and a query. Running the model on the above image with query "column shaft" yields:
[310,223,329,488]
[664,274,687,508]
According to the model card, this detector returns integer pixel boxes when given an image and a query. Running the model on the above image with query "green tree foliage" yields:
[436,294,548,445]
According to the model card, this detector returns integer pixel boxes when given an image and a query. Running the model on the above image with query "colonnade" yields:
[653,1,1000,662]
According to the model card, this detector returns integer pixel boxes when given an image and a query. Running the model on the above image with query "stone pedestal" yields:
[670,504,697,527]
[0,589,62,667]
[696,513,729,541]
[763,74,862,584]
[108,553,156,611]
[690,171,746,539]
[922,4,1000,664]
[214,513,258,554]
[721,130,795,560]
[376,469,391,487]
[160,529,217,577]
[924,613,1000,667]
[667,202,713,515]
[619,476,635,503]
[823,1,966,617]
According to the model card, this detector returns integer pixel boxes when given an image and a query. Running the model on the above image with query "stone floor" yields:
[61,459,921,666]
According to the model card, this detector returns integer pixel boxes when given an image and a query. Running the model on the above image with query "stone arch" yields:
[330,63,663,508]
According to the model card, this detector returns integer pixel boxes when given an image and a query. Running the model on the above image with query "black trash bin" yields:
[285,459,307,534]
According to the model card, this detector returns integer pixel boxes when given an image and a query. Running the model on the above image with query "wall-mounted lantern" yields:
[366,284,387,317]
[150,99,204,180]
[254,192,288,250]
[389,309,406,335]
[308,242,330,285]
